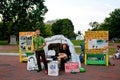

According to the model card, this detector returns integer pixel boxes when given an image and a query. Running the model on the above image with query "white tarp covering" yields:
[44,35,81,68]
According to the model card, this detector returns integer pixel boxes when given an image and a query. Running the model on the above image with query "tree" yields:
[78,31,81,35]
[77,30,84,40]
[89,21,99,31]
[0,0,47,40]
[51,19,62,35]
[99,8,120,39]
[61,19,74,38]
[51,18,75,39]
[44,24,53,37]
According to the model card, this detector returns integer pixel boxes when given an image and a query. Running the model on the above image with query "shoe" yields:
[111,64,115,66]
[45,70,48,74]
[37,70,40,72]
[37,69,42,72]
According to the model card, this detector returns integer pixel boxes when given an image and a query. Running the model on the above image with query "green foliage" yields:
[78,31,81,35]
[89,21,99,31]
[98,8,120,39]
[0,0,47,40]
[44,24,53,37]
[52,19,63,35]
[51,18,75,39]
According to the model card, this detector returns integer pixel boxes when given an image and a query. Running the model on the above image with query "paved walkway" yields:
[0,55,120,80]
[0,45,18,50]
[0,43,120,80]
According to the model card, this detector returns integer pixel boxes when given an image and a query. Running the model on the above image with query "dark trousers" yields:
[35,50,48,70]
[61,58,67,70]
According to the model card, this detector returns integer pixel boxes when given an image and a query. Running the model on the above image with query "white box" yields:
[48,61,59,76]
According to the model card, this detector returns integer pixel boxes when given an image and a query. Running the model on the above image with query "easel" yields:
[19,32,34,62]
[84,31,109,66]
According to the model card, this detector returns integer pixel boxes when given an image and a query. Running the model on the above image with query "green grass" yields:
[116,40,120,43]
[0,40,117,55]
[71,40,84,54]
[0,40,19,45]
[0,41,9,45]
[109,48,116,55]
[72,40,117,55]
[75,47,81,54]
[71,40,84,46]
[109,43,114,46]
[75,47,116,55]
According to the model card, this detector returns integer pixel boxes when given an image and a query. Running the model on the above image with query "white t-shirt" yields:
[115,48,120,58]
[115,52,120,58]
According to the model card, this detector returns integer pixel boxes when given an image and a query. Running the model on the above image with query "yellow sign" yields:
[84,31,109,66]
[19,32,35,62]
[85,31,109,54]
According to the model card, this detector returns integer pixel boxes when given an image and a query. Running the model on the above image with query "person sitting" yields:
[113,45,120,59]
[57,44,71,70]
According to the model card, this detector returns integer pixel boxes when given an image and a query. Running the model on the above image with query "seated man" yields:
[57,44,71,70]
[113,45,120,59]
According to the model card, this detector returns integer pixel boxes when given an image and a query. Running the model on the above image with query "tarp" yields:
[44,35,81,68]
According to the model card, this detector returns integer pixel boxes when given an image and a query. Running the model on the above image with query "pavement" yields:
[0,54,120,80]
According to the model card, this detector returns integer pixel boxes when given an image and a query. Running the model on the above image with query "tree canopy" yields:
[0,0,47,40]
[51,18,75,39]
[89,21,99,31]
[98,8,120,39]
[44,24,53,37]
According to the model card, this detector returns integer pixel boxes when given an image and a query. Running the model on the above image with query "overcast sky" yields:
[44,0,120,34]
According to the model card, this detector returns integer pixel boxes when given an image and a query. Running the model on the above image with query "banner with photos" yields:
[19,32,35,62]
[85,31,109,54]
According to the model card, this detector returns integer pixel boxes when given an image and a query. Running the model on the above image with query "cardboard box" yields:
[48,61,59,76]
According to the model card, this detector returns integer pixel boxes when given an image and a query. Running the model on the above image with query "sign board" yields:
[85,31,108,54]
[84,31,109,66]
[65,62,79,73]
[19,32,35,62]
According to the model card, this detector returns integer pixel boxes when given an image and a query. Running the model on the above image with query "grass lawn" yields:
[72,40,116,55]
[109,48,116,55]
[0,41,9,45]
[71,40,84,54]
[75,47,81,54]
[71,40,84,46]
[0,40,117,55]
[75,47,116,55]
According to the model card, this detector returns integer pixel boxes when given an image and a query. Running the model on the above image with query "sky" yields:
[44,0,120,34]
